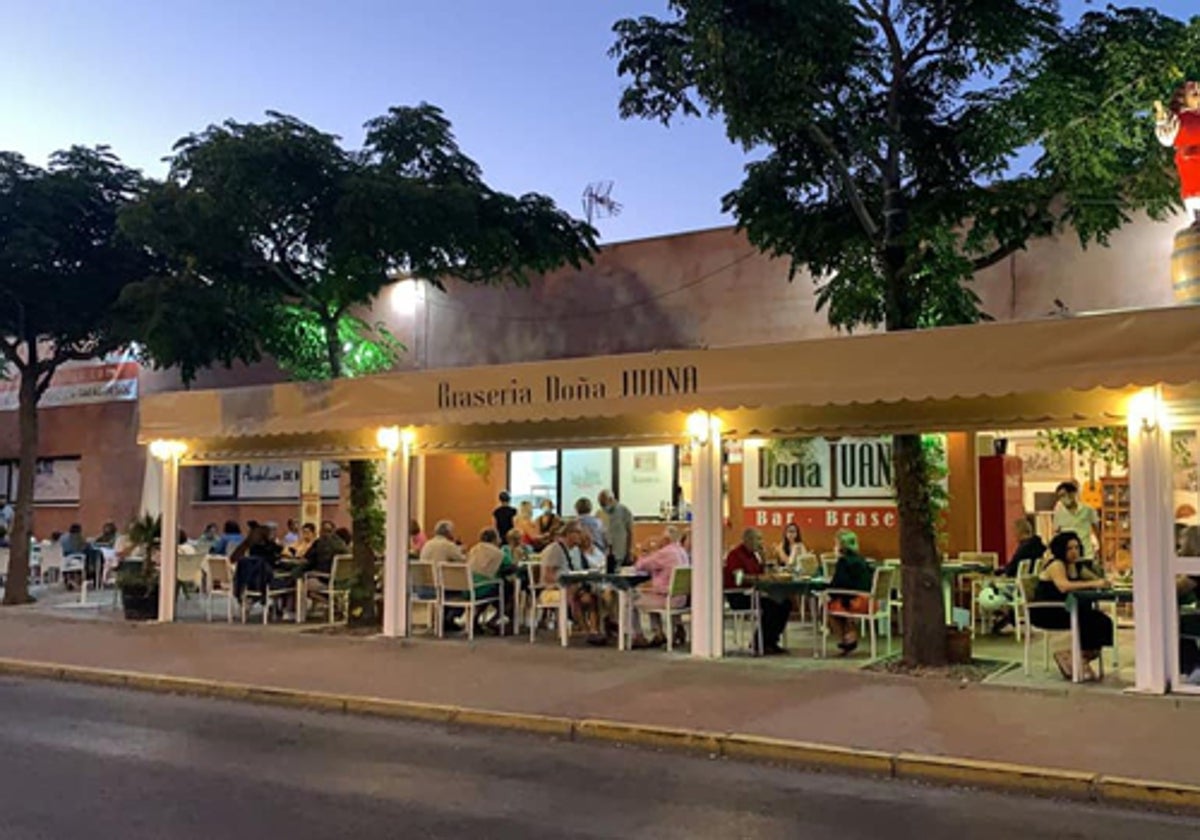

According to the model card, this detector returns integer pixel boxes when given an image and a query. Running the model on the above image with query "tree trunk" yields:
[348,459,379,626]
[893,432,946,666]
[3,372,39,605]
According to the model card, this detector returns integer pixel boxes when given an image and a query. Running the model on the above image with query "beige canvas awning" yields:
[139,305,1200,454]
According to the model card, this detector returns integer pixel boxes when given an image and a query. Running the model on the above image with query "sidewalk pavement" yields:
[0,609,1197,791]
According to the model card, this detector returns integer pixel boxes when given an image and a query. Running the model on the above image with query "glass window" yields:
[509,450,559,511]
[561,449,613,514]
[617,445,676,518]
[9,458,82,504]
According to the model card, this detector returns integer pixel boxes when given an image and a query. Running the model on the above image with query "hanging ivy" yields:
[464,452,492,482]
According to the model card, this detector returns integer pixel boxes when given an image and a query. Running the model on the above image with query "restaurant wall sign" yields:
[436,364,699,409]
[743,437,900,529]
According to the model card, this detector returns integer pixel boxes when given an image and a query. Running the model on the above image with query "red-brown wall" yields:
[420,452,507,541]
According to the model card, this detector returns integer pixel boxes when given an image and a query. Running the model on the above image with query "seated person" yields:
[409,520,427,556]
[60,523,88,556]
[538,522,603,642]
[91,521,119,549]
[420,520,470,631]
[285,522,318,560]
[631,526,690,649]
[1030,531,1113,681]
[1177,526,1200,684]
[826,530,874,656]
[0,527,8,548]
[466,529,508,633]
[535,500,561,549]
[981,515,1048,634]
[773,523,808,568]
[723,528,792,655]
[231,525,286,604]
[502,528,529,569]
[212,521,244,557]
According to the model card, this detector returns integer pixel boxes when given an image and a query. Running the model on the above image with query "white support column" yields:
[156,453,181,623]
[689,414,724,658]
[299,460,323,527]
[381,439,412,638]
[1129,388,1173,693]
[413,453,426,535]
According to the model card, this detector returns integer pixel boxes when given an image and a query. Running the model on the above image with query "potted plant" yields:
[115,513,162,620]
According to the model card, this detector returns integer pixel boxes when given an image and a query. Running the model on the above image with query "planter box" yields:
[120,585,159,621]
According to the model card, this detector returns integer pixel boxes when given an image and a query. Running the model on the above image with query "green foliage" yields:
[921,434,951,547]
[612,3,1200,332]
[116,512,163,589]
[0,145,149,604]
[348,460,387,556]
[463,452,492,482]
[118,103,597,382]
[1038,427,1129,471]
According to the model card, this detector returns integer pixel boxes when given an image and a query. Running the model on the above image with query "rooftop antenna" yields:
[582,181,622,227]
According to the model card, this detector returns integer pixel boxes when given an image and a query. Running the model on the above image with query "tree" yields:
[0,147,147,604]
[612,1,1199,664]
[118,104,596,623]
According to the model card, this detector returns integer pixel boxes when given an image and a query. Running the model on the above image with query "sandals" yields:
[1053,650,1074,680]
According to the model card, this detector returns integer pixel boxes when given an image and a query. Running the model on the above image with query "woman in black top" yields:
[1031,531,1113,681]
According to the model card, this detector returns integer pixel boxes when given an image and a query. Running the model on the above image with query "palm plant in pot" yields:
[115,512,162,620]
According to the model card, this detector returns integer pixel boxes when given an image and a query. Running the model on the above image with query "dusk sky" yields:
[3,1,1195,243]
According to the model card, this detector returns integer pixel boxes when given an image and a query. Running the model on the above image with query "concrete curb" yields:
[2,657,1197,815]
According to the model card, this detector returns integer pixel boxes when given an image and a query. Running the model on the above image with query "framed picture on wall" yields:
[1014,440,1073,483]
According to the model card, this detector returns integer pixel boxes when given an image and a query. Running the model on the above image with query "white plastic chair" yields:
[38,543,64,585]
[306,554,355,625]
[640,566,692,652]
[822,566,894,659]
[1018,574,1101,678]
[408,561,439,635]
[176,551,204,599]
[438,562,503,641]
[202,556,234,622]
[524,562,567,645]
[724,589,760,652]
[0,547,8,586]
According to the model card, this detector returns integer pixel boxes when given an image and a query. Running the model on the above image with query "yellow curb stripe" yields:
[894,753,1096,799]
[723,734,894,775]
[3,657,1200,813]
[1095,776,1200,812]
[577,720,722,754]
[455,708,575,738]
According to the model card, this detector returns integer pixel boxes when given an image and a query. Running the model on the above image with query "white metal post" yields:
[381,441,412,638]
[413,454,426,536]
[157,455,180,623]
[690,417,724,658]
[299,460,322,528]
[1129,390,1173,693]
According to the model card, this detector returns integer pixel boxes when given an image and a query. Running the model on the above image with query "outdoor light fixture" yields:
[390,278,421,317]
[687,411,718,446]
[376,426,402,453]
[1129,388,1166,433]
[148,439,187,461]
[401,426,416,447]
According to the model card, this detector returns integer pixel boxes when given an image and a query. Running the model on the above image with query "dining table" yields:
[556,568,651,650]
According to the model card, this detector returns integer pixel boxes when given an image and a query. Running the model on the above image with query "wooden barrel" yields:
[1172,225,1200,304]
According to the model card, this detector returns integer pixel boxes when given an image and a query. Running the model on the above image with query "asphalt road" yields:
[0,678,1195,840]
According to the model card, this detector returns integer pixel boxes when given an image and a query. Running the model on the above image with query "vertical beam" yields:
[157,455,180,623]
[1129,389,1172,693]
[300,460,323,527]
[381,441,412,638]
[413,454,427,535]
[690,417,724,658]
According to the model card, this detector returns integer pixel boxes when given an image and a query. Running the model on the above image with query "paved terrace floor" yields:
[0,586,1195,787]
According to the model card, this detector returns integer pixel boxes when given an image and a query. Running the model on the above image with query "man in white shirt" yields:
[419,520,466,567]
[1052,481,1100,560]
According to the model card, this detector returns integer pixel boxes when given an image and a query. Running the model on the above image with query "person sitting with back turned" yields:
[1031,531,1113,681]
[826,530,874,656]
[724,528,792,655]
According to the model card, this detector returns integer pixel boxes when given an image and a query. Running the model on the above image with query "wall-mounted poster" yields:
[9,458,82,504]
[207,465,236,499]
[1014,440,1073,483]
[561,449,612,510]
[617,445,675,518]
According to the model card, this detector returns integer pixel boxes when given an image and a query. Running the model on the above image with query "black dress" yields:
[1030,565,1113,651]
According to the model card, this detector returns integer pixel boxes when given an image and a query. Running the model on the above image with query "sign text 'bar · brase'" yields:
[436,364,700,410]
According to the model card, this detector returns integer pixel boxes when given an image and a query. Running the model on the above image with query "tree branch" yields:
[805,123,881,240]
[972,241,1023,273]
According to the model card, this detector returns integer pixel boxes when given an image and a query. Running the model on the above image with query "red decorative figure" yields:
[1156,80,1200,226]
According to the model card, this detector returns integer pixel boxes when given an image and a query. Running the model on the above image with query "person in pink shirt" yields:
[630,526,690,649]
